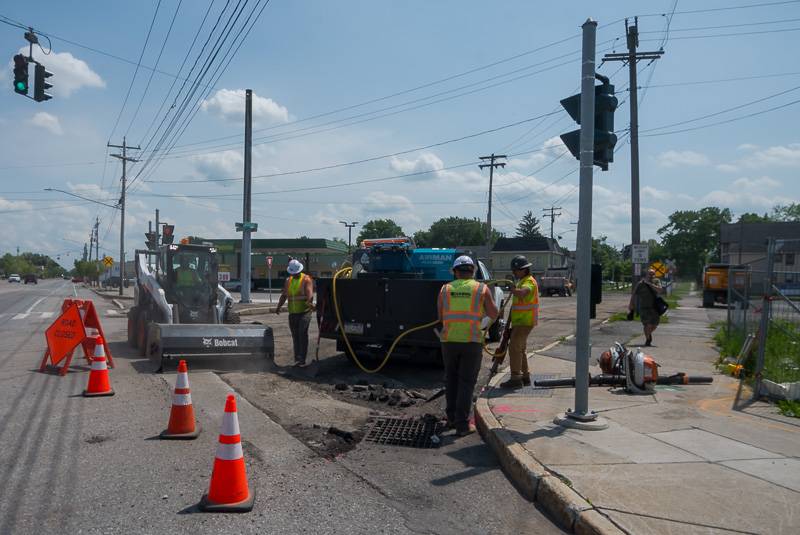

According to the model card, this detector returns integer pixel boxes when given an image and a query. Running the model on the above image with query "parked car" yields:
[23,274,37,284]
[8,274,21,283]
[71,276,83,283]
[223,279,255,292]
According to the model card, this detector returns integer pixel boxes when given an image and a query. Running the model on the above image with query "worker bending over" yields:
[438,255,498,436]
[501,255,539,389]
[275,259,314,366]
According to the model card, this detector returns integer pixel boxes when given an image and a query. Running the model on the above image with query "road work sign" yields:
[103,256,113,267]
[41,304,87,373]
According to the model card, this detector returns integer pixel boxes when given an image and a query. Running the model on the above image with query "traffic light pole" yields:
[556,18,608,431]
[109,137,140,297]
[602,18,663,289]
[240,89,253,303]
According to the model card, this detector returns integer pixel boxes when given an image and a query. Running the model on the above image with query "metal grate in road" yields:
[365,416,443,449]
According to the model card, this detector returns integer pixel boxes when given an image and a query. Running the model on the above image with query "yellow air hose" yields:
[331,267,516,374]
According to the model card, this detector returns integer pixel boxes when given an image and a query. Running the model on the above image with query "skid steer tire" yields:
[224,308,241,324]
[137,312,150,357]
[127,306,139,348]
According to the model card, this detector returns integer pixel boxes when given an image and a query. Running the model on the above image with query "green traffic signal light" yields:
[15,81,27,91]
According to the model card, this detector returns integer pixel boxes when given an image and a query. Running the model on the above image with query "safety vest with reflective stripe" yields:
[176,267,197,287]
[441,279,486,343]
[287,274,311,314]
[511,275,539,327]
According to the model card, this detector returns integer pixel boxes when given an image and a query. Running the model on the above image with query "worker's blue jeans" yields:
[441,342,482,431]
[289,312,311,364]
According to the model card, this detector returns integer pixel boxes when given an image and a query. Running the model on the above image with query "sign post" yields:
[266,256,273,303]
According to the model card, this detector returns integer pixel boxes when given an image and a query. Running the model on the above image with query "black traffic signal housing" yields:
[13,54,29,95]
[560,79,618,171]
[145,231,157,250]
[161,224,175,245]
[33,64,53,102]
[590,263,603,319]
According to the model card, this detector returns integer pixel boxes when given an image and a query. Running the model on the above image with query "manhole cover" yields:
[365,417,443,449]
[521,374,556,397]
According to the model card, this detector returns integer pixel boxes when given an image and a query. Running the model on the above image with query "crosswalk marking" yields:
[1,310,120,321]
[41,312,54,319]
[12,313,29,320]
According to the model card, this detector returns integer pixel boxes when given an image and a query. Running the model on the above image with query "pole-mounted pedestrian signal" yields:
[145,231,157,250]
[161,224,175,245]
[559,76,618,171]
[13,54,29,95]
[33,63,53,102]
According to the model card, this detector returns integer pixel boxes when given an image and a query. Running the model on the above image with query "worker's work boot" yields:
[521,374,531,386]
[499,377,524,389]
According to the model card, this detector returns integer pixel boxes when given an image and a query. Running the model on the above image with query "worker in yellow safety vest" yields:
[175,256,201,287]
[276,259,314,365]
[501,255,540,389]
[437,255,498,436]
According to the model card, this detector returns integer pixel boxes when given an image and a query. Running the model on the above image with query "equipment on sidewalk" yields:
[199,394,254,513]
[534,342,713,394]
[160,360,200,439]
[127,243,274,372]
[83,336,114,397]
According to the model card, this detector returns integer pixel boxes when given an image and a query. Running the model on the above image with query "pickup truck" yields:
[539,267,573,297]
[315,238,505,365]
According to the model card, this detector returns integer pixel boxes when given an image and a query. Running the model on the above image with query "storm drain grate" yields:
[521,374,556,397]
[365,417,443,449]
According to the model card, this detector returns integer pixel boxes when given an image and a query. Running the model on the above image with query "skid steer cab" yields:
[127,243,274,372]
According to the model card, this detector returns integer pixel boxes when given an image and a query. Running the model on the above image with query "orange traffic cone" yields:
[160,360,200,439]
[83,336,114,397]
[199,394,254,512]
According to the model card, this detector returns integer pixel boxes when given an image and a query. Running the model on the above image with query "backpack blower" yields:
[534,342,713,394]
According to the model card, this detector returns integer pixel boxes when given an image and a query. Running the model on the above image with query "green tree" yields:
[73,259,100,280]
[356,219,404,244]
[658,207,732,282]
[415,216,503,248]
[772,202,800,222]
[0,253,36,276]
[738,212,771,223]
[515,211,543,239]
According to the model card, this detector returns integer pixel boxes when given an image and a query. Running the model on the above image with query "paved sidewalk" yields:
[476,295,800,535]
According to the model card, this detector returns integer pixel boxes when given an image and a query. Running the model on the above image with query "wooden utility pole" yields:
[603,18,663,288]
[479,154,506,252]
[109,137,140,297]
[542,206,562,268]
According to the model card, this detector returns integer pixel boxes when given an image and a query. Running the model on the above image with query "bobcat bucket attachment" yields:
[146,323,275,372]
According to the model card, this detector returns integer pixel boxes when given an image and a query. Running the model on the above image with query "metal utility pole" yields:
[603,18,663,287]
[240,89,254,303]
[479,154,506,252]
[555,18,607,431]
[94,217,100,265]
[109,136,140,297]
[339,221,359,252]
[542,206,562,268]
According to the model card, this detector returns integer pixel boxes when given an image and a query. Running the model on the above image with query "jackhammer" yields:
[533,342,713,394]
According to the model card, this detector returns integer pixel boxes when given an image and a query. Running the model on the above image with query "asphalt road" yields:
[0,279,565,534]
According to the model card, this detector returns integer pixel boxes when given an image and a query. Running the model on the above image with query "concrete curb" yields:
[474,343,626,535]
[111,299,125,310]
[237,306,275,316]
[90,288,134,302]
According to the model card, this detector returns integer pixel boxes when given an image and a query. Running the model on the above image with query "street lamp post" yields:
[339,221,359,253]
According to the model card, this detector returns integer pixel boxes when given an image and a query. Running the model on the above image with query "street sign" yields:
[649,261,668,278]
[235,222,258,232]
[103,256,114,268]
[266,256,273,268]
[631,244,649,264]
[218,271,231,282]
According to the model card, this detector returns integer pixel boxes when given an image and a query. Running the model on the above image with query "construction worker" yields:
[175,256,201,287]
[501,255,539,389]
[275,259,314,366]
[438,255,498,436]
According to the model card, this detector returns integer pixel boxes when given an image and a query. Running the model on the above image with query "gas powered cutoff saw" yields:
[534,342,713,394]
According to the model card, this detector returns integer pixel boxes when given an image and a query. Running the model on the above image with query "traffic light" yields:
[161,224,175,245]
[559,79,618,171]
[145,231,157,250]
[13,54,29,95]
[33,64,53,102]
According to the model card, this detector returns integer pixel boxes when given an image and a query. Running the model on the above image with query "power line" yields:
[639,16,800,33]
[639,0,800,17]
[107,0,164,141]
[633,70,800,89]
[641,26,800,41]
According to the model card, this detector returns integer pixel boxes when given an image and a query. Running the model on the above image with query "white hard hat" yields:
[287,259,304,275]
[452,255,475,270]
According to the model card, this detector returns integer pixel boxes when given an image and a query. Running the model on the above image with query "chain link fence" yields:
[725,238,800,399]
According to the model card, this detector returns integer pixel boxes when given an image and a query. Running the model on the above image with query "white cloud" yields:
[642,186,672,201]
[732,176,781,190]
[17,48,104,97]
[745,143,800,168]
[508,136,567,170]
[191,150,243,183]
[201,89,289,125]
[715,163,739,173]
[388,152,446,180]
[29,111,63,135]
[737,143,759,151]
[364,192,413,214]
[655,150,710,168]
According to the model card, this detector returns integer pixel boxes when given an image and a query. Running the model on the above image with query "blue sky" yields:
[1,0,799,266]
